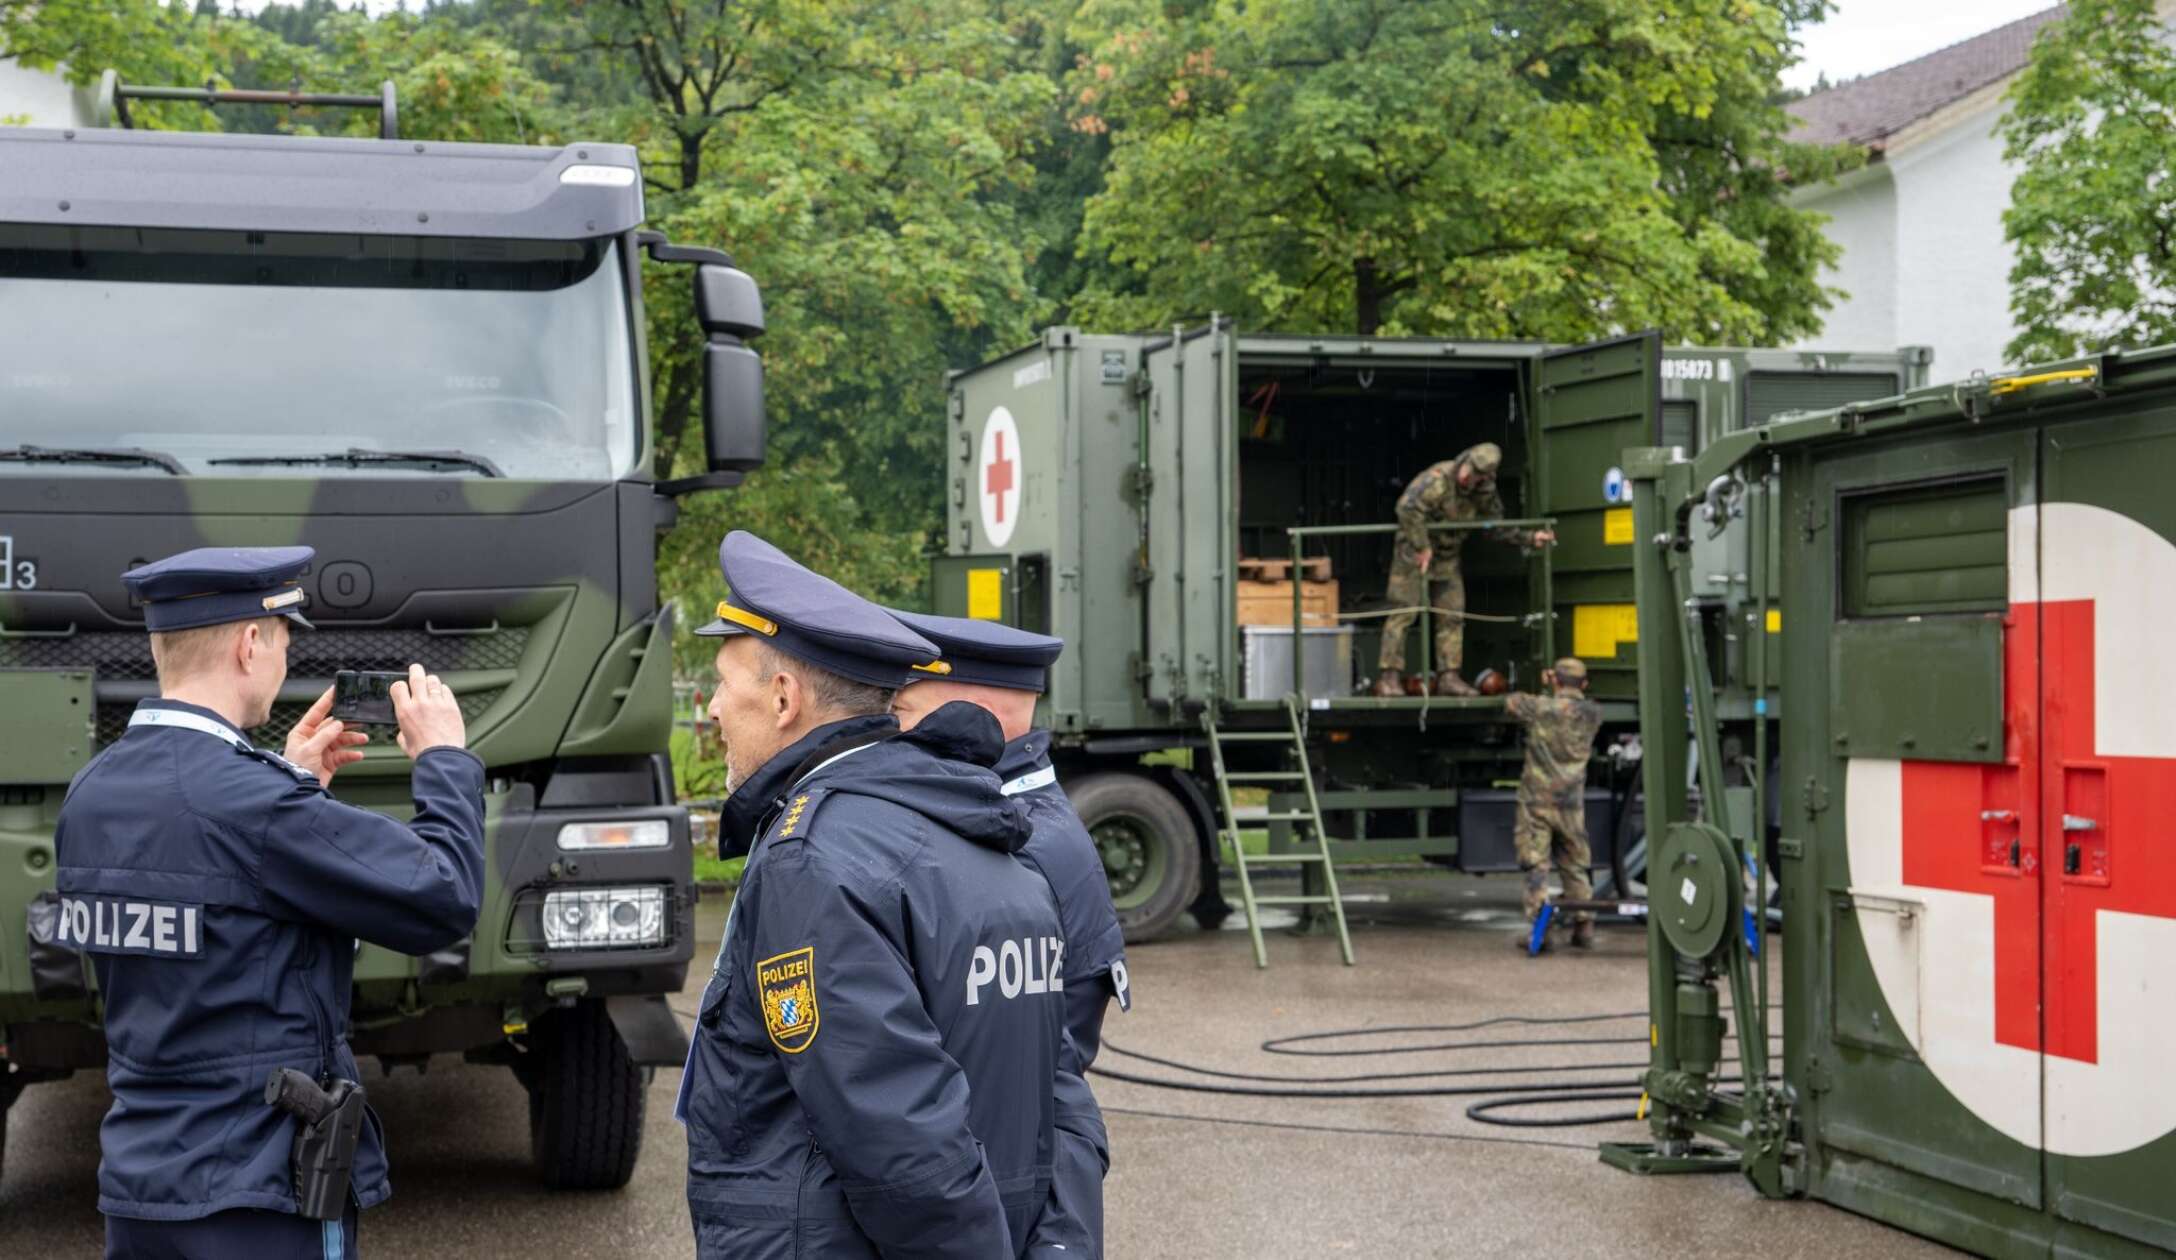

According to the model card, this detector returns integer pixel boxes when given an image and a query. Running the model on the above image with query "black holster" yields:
[265,1067,367,1221]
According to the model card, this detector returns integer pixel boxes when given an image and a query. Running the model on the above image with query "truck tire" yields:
[529,999,645,1190]
[1067,771,1201,944]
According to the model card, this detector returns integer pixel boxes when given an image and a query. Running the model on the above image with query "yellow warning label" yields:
[967,568,1004,620]
[1603,507,1634,545]
[1572,604,1640,659]
[1766,608,1782,633]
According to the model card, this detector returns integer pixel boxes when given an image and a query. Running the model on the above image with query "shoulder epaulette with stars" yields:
[767,787,833,845]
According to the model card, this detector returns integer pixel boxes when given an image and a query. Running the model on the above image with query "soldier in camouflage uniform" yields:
[1373,443,1555,698]
[1504,657,1604,952]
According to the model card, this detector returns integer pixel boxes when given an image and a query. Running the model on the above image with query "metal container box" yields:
[1241,626,1353,701]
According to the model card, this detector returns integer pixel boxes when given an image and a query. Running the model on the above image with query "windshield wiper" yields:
[0,444,185,475]
[207,448,504,478]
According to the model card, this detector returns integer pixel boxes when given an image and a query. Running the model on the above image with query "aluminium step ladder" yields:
[1201,694,1355,969]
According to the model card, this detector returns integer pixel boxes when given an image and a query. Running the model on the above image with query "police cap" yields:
[694,531,943,689]
[886,609,1062,694]
[123,546,315,633]
[1462,443,1503,482]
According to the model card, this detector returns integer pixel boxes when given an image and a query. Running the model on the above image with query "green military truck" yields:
[1611,348,2176,1258]
[0,84,767,1187]
[935,323,1929,946]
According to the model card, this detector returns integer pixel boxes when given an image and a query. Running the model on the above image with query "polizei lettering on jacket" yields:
[54,894,204,959]
[965,935,1066,1006]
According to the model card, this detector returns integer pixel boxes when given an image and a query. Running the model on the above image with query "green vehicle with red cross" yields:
[933,322,1930,951]
[0,79,766,1189]
[1609,348,2176,1257]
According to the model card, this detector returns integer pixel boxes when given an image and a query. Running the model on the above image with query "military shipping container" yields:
[0,82,767,1190]
[937,322,1929,942]
[1611,346,2176,1258]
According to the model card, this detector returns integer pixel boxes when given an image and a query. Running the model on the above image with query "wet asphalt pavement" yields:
[1,876,1957,1258]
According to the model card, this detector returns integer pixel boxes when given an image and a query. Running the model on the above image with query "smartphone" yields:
[331,670,406,725]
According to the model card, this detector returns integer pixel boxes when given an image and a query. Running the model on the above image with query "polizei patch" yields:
[54,894,204,959]
[757,946,820,1053]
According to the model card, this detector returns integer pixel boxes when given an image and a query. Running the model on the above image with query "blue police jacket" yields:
[52,698,486,1220]
[997,732,1129,1067]
[682,705,1075,1259]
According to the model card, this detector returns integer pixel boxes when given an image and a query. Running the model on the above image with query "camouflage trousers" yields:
[1515,795,1593,926]
[1377,544,1464,673]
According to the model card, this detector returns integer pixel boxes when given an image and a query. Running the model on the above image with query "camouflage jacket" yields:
[1394,457,1529,555]
[1505,690,1603,804]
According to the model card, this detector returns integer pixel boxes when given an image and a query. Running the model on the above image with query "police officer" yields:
[1503,657,1604,952]
[1373,443,1556,698]
[679,532,1079,1259]
[887,610,1128,1255]
[53,546,484,1258]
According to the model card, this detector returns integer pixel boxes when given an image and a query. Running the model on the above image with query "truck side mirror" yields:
[696,264,766,476]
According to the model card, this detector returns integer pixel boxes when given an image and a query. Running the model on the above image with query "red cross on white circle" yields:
[978,406,1022,547]
[1846,501,2176,1158]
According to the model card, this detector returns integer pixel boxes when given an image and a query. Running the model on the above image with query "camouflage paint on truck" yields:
[0,119,766,1190]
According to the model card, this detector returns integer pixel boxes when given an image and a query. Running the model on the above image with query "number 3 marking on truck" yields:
[0,537,35,590]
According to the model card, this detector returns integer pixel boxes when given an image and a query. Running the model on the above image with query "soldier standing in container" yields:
[1504,657,1605,953]
[678,532,1084,1259]
[1372,442,1555,697]
[887,610,1129,1256]
[54,546,482,1259]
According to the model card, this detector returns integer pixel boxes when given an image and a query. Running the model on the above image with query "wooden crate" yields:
[1237,554,1333,583]
[1236,578,1340,627]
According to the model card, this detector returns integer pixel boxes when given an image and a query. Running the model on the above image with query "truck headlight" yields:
[557,819,671,851]
[541,886,667,950]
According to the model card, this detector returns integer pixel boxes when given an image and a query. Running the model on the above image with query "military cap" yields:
[1552,656,1588,683]
[694,531,944,689]
[123,546,315,633]
[1462,443,1503,481]
[886,609,1062,694]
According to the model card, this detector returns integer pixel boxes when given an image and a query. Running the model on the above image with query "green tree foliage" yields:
[2002,0,2176,364]
[1068,0,1845,340]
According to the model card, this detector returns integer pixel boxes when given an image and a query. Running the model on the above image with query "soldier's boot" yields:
[1570,920,1595,950]
[1433,671,1479,697]
[1372,669,1406,698]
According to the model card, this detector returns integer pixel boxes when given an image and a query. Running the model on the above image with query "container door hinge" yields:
[1123,464,1154,501]
[1804,1058,1834,1096]
[1801,777,1829,819]
[949,390,965,421]
[1799,501,1828,544]
[1131,552,1155,586]
[1129,369,1153,400]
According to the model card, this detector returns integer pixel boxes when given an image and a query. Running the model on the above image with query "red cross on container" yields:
[1899,600,2176,1065]
[985,430,1015,524]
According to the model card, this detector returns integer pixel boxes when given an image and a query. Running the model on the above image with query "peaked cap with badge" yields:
[696,531,943,688]
[887,609,1063,694]
[123,545,317,631]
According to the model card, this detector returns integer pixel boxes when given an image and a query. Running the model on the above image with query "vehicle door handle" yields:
[1981,809,2016,822]
[425,619,500,637]
[2062,814,2098,832]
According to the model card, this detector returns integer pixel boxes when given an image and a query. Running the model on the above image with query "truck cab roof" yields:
[0,126,643,240]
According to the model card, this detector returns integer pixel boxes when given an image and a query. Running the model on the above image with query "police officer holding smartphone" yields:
[53,546,485,1259]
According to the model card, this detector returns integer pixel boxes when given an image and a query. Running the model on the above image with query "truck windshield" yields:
[0,226,639,480]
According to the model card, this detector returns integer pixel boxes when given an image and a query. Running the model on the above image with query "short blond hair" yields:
[149,617,282,688]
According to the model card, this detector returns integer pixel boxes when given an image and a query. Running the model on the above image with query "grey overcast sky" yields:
[1784,0,2059,90]
[231,0,2056,94]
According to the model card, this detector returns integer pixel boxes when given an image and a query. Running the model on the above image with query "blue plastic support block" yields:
[1530,903,1556,955]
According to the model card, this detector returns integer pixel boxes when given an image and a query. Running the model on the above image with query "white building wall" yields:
[1793,166,1901,354]
[1887,101,2024,378]
[1791,98,2026,380]
[0,61,92,128]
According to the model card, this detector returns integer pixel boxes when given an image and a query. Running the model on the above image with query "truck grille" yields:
[0,626,528,746]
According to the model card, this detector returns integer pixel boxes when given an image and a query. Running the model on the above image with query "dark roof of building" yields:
[1787,6,2066,148]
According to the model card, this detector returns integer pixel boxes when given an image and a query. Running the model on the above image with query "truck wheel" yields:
[1068,772,1201,944]
[529,999,645,1190]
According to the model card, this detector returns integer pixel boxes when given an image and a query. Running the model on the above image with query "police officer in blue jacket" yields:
[888,611,1128,1257]
[53,546,485,1259]
[678,532,1081,1259]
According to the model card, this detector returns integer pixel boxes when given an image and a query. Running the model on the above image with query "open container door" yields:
[1532,331,1662,699]
[1140,319,1236,708]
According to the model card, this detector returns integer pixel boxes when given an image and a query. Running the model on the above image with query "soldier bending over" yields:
[1505,657,1603,953]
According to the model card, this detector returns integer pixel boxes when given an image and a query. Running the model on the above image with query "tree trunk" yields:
[1354,256,1384,336]
[678,129,704,195]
